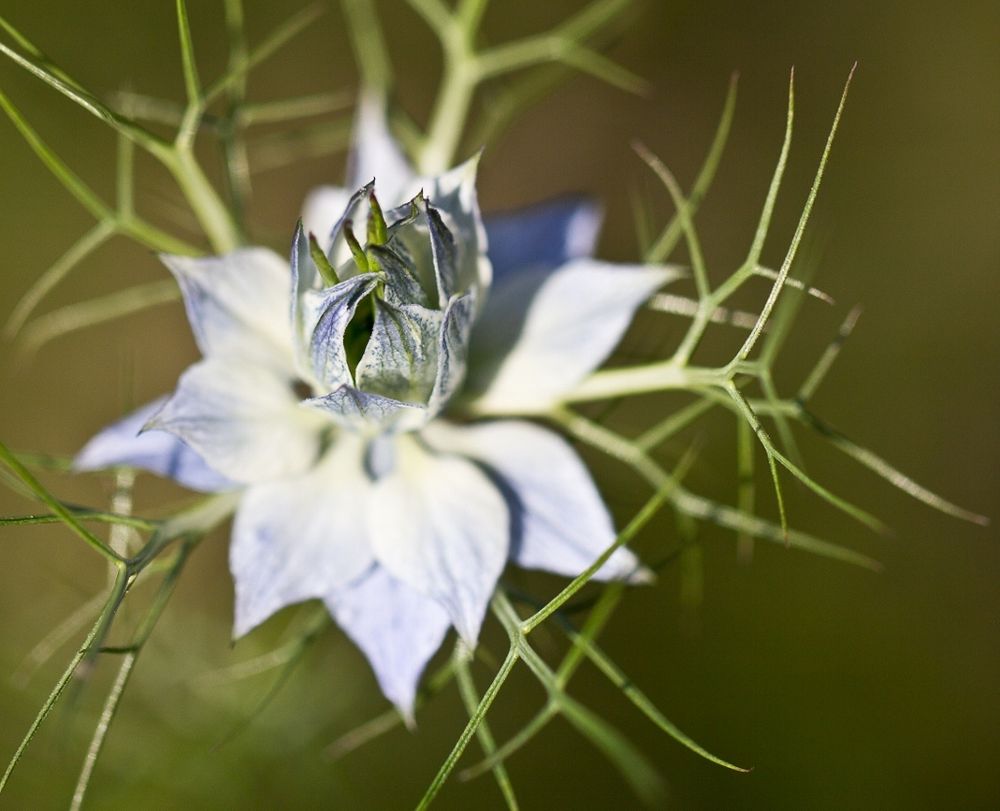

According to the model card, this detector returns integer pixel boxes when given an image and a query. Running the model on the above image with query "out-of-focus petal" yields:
[465,259,681,414]
[484,197,603,280]
[160,249,294,369]
[347,94,417,207]
[231,432,374,637]
[326,564,450,719]
[424,419,649,582]
[367,435,509,645]
[147,358,328,484]
[74,398,234,492]
[301,186,353,252]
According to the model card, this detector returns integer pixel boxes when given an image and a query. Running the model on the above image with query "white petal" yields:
[356,299,443,403]
[367,435,509,645]
[484,196,603,280]
[74,398,233,492]
[424,200,460,304]
[371,240,432,308]
[305,385,429,433]
[326,565,450,719]
[302,272,381,389]
[160,249,294,368]
[147,358,329,484]
[290,218,382,387]
[301,185,353,252]
[466,259,681,413]
[231,433,374,637]
[424,420,648,582]
[429,292,475,414]
[421,155,492,297]
[347,94,417,207]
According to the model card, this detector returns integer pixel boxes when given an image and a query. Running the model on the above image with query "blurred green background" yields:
[1,0,997,808]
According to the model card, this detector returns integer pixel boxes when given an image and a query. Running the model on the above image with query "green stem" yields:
[0,568,127,795]
[70,539,196,810]
[341,0,393,97]
[562,362,722,404]
[418,52,477,174]
[129,492,239,569]
[0,511,156,531]
[3,222,115,339]
[161,147,241,253]
[118,216,201,256]
[459,705,556,782]
[18,280,181,357]
[453,648,519,809]
[521,491,674,634]
[69,652,136,811]
[417,647,519,810]
[554,583,625,687]
[0,442,125,565]
[457,0,489,32]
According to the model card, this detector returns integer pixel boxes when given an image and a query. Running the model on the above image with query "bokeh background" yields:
[1,1,997,808]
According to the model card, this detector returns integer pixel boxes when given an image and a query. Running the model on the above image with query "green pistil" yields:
[367,191,388,246]
[342,220,371,274]
[308,232,339,286]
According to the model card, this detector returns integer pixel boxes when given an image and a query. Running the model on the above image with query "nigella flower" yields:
[76,100,676,716]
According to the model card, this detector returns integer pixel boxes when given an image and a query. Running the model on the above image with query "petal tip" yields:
[231,596,270,641]
[453,613,484,651]
[397,703,418,731]
[629,565,656,585]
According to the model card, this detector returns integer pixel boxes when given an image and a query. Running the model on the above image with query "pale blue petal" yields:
[326,564,450,719]
[296,264,380,390]
[421,156,492,297]
[484,196,603,280]
[429,292,475,415]
[356,299,443,402]
[369,242,432,308]
[231,433,374,637]
[347,94,417,207]
[148,358,329,484]
[304,385,428,433]
[367,435,509,645]
[466,259,682,413]
[291,219,365,384]
[384,210,441,307]
[160,249,294,368]
[290,219,317,323]
[424,200,460,305]
[74,398,233,492]
[424,420,649,582]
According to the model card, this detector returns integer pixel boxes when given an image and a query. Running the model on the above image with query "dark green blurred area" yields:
[1,0,997,808]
